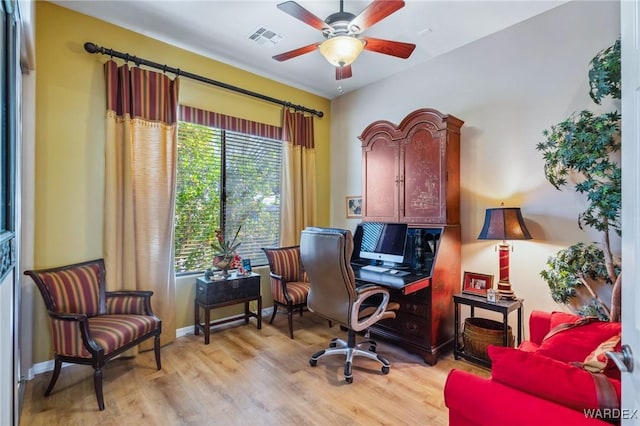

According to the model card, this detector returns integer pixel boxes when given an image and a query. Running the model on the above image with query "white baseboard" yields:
[176,324,194,338]
[28,360,56,379]
[27,307,274,379]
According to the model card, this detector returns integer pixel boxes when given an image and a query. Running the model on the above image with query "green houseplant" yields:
[536,39,621,321]
[211,225,242,277]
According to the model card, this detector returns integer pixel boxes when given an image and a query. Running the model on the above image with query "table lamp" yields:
[478,203,532,299]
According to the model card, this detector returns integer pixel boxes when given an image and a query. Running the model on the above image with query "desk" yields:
[453,293,523,367]
[350,241,458,366]
[194,273,262,344]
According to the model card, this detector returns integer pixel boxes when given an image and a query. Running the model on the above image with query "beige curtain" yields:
[280,109,317,246]
[103,61,179,348]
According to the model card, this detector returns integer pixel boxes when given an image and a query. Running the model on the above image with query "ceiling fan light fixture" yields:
[319,35,365,67]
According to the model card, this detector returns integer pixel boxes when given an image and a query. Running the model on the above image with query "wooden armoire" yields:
[358,108,463,364]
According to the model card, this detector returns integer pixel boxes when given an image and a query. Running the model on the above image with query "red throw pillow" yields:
[549,311,582,329]
[536,315,621,363]
[489,345,620,412]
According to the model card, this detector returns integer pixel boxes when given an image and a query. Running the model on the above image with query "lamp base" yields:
[497,280,517,300]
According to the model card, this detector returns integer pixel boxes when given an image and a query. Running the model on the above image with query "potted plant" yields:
[211,225,242,277]
[536,39,621,321]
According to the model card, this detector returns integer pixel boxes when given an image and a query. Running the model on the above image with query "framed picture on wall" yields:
[462,271,494,296]
[346,196,362,219]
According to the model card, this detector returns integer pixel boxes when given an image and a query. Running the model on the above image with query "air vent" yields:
[248,27,283,47]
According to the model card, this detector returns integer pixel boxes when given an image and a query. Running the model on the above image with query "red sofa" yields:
[444,311,621,426]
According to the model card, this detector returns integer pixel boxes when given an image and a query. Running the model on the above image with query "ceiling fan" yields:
[273,0,416,80]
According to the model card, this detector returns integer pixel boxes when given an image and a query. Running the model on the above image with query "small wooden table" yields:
[194,273,262,344]
[453,293,523,367]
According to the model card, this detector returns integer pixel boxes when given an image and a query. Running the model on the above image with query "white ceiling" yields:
[53,0,566,99]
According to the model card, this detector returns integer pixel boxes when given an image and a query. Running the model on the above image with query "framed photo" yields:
[242,258,252,272]
[346,196,362,219]
[462,271,494,296]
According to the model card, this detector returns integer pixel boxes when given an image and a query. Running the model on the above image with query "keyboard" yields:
[357,270,406,288]
[360,265,389,273]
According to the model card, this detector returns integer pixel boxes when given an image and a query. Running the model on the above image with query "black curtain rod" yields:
[84,42,324,118]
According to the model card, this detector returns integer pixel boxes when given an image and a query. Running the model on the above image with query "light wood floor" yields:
[20,313,489,426]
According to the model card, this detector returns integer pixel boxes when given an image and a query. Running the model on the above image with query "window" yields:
[174,116,282,274]
[0,0,17,281]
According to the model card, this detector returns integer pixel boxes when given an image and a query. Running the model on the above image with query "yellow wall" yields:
[33,2,331,363]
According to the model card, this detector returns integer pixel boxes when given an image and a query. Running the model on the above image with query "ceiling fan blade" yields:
[350,0,405,33]
[273,42,320,62]
[277,1,332,32]
[336,65,353,80]
[363,37,416,59]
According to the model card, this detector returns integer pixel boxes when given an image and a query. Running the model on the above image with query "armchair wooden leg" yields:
[287,308,294,339]
[269,305,278,324]
[94,368,105,411]
[44,357,62,396]
[154,334,162,370]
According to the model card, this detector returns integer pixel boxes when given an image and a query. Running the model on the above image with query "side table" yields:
[453,293,523,368]
[194,272,262,344]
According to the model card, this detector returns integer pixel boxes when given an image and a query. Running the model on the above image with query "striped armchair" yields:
[24,259,162,411]
[262,246,311,339]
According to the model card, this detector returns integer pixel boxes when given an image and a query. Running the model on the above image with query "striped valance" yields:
[179,105,282,140]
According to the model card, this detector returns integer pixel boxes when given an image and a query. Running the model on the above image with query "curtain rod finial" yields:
[84,42,99,54]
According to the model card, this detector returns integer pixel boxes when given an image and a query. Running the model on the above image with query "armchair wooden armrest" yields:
[48,311,103,357]
[48,311,87,322]
[268,272,283,281]
[269,272,296,304]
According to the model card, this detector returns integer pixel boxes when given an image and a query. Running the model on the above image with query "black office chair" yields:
[300,227,398,383]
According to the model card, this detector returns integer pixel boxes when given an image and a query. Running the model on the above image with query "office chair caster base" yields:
[344,361,353,383]
[310,348,326,367]
[377,353,391,365]
[309,332,391,381]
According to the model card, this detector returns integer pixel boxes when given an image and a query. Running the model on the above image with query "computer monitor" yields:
[359,222,408,267]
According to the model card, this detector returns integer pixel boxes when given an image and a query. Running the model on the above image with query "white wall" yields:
[330,1,621,326]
